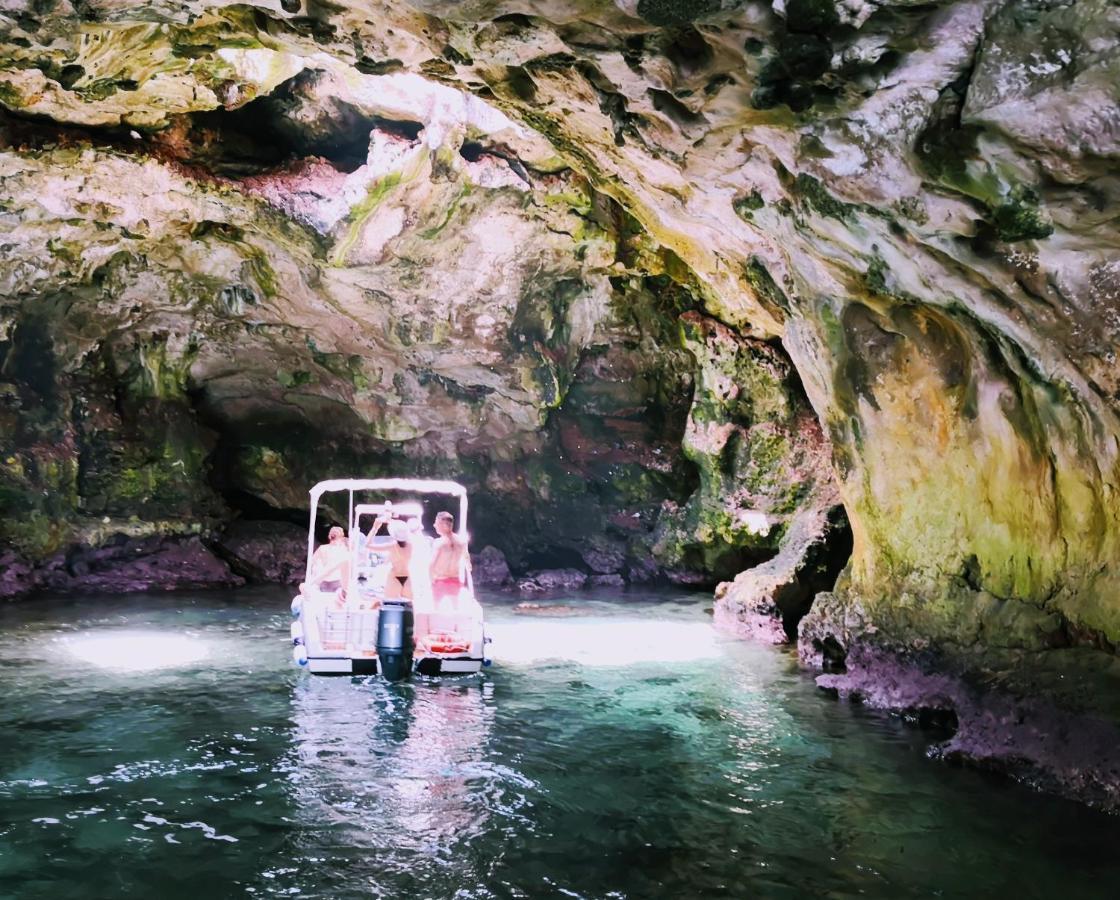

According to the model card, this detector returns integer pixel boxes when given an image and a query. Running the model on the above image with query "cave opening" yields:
[459,141,485,162]
[184,99,369,176]
[161,69,426,178]
[0,20,850,626]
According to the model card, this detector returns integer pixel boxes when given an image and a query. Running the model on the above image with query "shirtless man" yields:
[308,526,349,603]
[430,510,471,607]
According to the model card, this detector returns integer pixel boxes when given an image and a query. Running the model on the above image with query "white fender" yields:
[290,595,303,618]
[290,621,304,645]
[292,645,308,667]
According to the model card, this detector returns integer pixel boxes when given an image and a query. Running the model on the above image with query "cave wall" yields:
[0,14,836,594]
[390,0,1120,661]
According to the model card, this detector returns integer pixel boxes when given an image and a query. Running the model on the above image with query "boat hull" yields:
[305,655,484,676]
[414,656,484,677]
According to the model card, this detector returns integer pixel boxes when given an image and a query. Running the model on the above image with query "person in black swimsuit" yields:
[377,519,413,601]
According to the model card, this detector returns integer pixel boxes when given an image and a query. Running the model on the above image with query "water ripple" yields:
[0,589,1118,899]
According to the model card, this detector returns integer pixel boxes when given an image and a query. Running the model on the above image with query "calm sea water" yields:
[0,586,1118,899]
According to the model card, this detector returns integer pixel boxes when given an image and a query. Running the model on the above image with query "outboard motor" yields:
[376,600,414,681]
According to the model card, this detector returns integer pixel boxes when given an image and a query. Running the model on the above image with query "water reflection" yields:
[284,674,503,889]
[3,590,1120,899]
[488,619,720,667]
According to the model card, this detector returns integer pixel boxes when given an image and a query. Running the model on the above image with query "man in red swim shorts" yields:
[429,510,470,607]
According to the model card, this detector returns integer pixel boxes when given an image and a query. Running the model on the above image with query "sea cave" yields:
[2,0,1120,895]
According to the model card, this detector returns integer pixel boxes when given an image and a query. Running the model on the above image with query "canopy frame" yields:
[305,478,470,578]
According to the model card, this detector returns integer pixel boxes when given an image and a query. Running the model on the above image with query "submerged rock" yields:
[512,601,579,616]
[809,641,1120,812]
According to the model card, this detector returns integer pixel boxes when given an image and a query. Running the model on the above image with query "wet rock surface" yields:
[0,550,39,602]
[38,535,242,596]
[809,641,1120,812]
[216,520,307,585]
[512,601,580,616]
[517,568,589,593]
[714,502,851,644]
[471,545,513,587]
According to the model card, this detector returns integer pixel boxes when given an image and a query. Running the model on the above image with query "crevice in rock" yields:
[715,504,853,644]
[0,70,424,181]
[521,545,588,574]
[217,488,310,530]
[647,88,707,129]
[816,634,849,674]
[169,73,391,177]
[901,706,961,741]
[458,139,532,183]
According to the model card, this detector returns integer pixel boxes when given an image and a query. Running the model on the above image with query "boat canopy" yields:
[305,478,470,577]
[352,501,425,522]
[309,478,467,503]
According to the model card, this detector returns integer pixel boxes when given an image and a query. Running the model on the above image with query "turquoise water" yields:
[1,586,1118,898]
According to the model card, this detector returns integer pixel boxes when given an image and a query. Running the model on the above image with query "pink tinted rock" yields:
[811,643,1120,812]
[0,550,41,600]
[41,535,243,594]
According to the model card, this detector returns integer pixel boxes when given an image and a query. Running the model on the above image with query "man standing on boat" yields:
[307,525,350,604]
[430,510,470,607]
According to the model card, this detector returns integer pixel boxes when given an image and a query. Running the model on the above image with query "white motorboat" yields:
[289,478,490,678]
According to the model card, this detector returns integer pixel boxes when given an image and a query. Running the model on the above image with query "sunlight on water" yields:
[487,620,720,666]
[62,631,210,672]
[1,587,1119,899]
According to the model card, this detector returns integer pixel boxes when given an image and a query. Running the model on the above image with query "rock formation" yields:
[2,1,1119,805]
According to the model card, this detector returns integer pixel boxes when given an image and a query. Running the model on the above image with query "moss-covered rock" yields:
[651,311,838,582]
[636,0,724,28]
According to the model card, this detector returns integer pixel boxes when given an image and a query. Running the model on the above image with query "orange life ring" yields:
[420,631,470,655]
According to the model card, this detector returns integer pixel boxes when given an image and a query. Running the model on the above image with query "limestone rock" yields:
[471,545,513,587]
[714,503,851,644]
[517,568,588,593]
[3,0,1120,806]
[0,550,40,601]
[810,642,1120,812]
[216,520,306,584]
[581,544,626,575]
[38,536,243,595]
[652,311,838,582]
